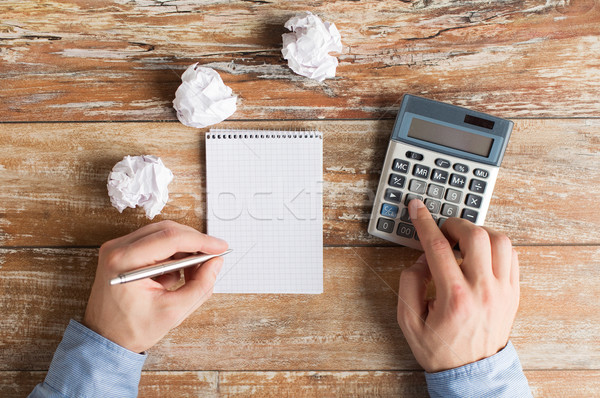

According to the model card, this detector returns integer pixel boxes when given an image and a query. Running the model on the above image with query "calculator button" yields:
[412,164,430,179]
[406,151,424,161]
[388,173,406,188]
[461,208,479,223]
[408,179,427,194]
[453,163,469,173]
[465,194,483,209]
[430,169,449,184]
[435,158,451,168]
[400,208,412,223]
[381,203,399,218]
[449,174,466,188]
[392,159,410,174]
[441,203,459,217]
[437,217,447,227]
[396,223,415,238]
[424,198,441,214]
[427,184,444,199]
[376,218,395,233]
[384,188,402,203]
[404,193,423,206]
[473,168,489,178]
[469,179,487,194]
[445,188,463,203]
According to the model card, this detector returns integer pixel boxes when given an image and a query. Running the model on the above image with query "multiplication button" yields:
[465,194,483,209]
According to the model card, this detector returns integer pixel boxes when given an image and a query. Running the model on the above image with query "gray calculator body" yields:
[367,95,513,250]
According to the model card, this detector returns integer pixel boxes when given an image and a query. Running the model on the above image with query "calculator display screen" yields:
[407,117,494,157]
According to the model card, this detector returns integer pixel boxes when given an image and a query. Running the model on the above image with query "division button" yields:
[376,218,395,233]
[469,179,487,193]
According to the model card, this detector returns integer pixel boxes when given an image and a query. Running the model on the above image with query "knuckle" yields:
[469,227,490,245]
[426,236,451,253]
[493,233,513,252]
[103,246,126,269]
[159,225,180,240]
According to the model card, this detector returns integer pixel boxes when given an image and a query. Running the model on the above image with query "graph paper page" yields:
[206,129,323,294]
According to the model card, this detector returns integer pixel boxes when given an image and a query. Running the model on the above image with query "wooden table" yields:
[1,1,599,396]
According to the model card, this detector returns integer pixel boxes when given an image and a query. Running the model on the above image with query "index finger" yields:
[117,223,228,272]
[408,199,464,292]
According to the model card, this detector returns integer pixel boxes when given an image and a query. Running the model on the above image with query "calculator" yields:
[367,95,513,250]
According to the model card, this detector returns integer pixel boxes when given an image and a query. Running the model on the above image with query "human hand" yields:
[397,199,520,373]
[83,220,228,353]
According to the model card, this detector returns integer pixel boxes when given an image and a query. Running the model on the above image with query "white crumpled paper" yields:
[173,63,237,128]
[282,11,343,82]
[107,155,173,219]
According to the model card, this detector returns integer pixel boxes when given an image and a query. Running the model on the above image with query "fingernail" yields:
[415,253,427,264]
[408,199,425,220]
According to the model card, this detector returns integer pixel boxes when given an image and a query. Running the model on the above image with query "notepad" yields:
[206,129,323,294]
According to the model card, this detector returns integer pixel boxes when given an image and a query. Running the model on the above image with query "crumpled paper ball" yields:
[107,155,174,219]
[282,11,343,82]
[173,63,237,128]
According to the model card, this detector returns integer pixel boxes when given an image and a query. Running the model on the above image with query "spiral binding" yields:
[207,128,322,140]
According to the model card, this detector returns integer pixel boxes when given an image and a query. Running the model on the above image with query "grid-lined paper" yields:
[206,129,323,294]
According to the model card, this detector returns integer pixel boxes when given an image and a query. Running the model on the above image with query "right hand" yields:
[83,220,228,353]
[397,199,520,373]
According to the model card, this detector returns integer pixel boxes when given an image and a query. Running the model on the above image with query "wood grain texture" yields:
[3,370,600,398]
[1,120,598,247]
[1,246,598,371]
[1,0,599,121]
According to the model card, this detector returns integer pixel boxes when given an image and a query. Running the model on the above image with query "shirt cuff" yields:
[41,319,147,398]
[425,341,532,398]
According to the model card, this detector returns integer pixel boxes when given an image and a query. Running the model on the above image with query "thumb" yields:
[164,257,223,327]
[397,254,431,338]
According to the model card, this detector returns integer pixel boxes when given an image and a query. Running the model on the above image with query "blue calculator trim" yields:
[391,95,513,166]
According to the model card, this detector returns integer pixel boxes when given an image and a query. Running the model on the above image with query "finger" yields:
[408,199,464,294]
[164,257,224,327]
[153,271,182,290]
[510,249,520,290]
[481,226,513,280]
[440,218,493,283]
[397,254,430,337]
[118,227,228,272]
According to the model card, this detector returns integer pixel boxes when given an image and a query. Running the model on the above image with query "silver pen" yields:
[109,249,232,285]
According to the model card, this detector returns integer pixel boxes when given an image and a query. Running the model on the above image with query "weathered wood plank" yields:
[1,0,599,121]
[3,370,600,398]
[0,120,598,246]
[1,246,598,371]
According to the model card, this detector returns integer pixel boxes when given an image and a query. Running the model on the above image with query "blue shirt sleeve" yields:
[425,341,532,398]
[29,319,147,398]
